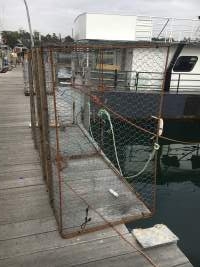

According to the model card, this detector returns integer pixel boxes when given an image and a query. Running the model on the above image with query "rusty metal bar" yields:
[41,43,170,52]
[37,47,54,204]
[28,51,37,148]
[49,49,63,232]
[32,48,46,180]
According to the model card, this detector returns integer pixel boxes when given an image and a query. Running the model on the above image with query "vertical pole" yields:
[33,48,46,181]
[28,51,37,148]
[176,74,181,94]
[114,69,118,89]
[49,49,63,233]
[37,47,54,204]
[98,49,104,91]
[98,49,101,90]
[135,72,139,92]
[101,50,104,90]
[153,45,171,215]
[31,50,38,149]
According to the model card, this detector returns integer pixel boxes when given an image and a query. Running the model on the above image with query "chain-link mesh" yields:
[28,45,169,238]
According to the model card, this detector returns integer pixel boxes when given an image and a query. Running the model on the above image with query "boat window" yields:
[103,51,114,65]
[173,56,198,72]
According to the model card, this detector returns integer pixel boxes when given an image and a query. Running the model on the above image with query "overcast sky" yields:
[0,0,199,36]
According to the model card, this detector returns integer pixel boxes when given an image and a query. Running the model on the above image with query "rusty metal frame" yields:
[28,43,170,238]
[49,48,64,231]
[28,51,37,148]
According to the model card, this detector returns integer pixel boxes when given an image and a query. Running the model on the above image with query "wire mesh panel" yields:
[89,92,159,212]
[28,44,169,238]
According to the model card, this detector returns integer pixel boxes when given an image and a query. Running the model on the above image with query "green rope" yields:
[98,108,123,175]
[96,108,159,179]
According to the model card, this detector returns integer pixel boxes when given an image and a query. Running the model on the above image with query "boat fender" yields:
[158,118,164,136]
[109,189,119,198]
[151,116,164,136]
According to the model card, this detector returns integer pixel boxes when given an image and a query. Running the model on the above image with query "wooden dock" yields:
[0,67,192,266]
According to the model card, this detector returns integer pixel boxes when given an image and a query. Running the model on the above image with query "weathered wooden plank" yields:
[178,263,193,267]
[0,102,29,106]
[0,114,30,120]
[0,157,40,167]
[0,163,41,174]
[0,144,35,152]
[0,105,29,110]
[0,150,38,159]
[0,196,53,224]
[0,184,47,200]
[75,245,192,267]
[0,135,33,142]
[0,126,31,132]
[0,88,25,91]
[0,120,30,126]
[76,252,152,267]
[145,243,191,266]
[0,122,30,127]
[0,142,35,149]
[0,168,42,180]
[0,109,30,114]
[0,135,32,141]
[0,217,57,241]
[0,176,43,190]
[0,232,135,263]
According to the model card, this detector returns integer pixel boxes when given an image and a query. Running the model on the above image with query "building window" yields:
[173,56,198,72]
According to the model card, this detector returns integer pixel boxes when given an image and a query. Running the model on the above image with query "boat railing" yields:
[90,69,200,93]
[170,72,200,93]
[136,16,200,42]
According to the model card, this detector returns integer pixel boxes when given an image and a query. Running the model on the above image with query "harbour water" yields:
[127,145,200,267]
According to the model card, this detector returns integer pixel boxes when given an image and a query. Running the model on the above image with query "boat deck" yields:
[0,67,192,266]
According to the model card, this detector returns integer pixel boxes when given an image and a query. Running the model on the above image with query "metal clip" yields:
[154,143,160,150]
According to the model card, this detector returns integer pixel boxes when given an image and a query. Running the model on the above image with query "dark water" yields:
[127,148,200,267]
